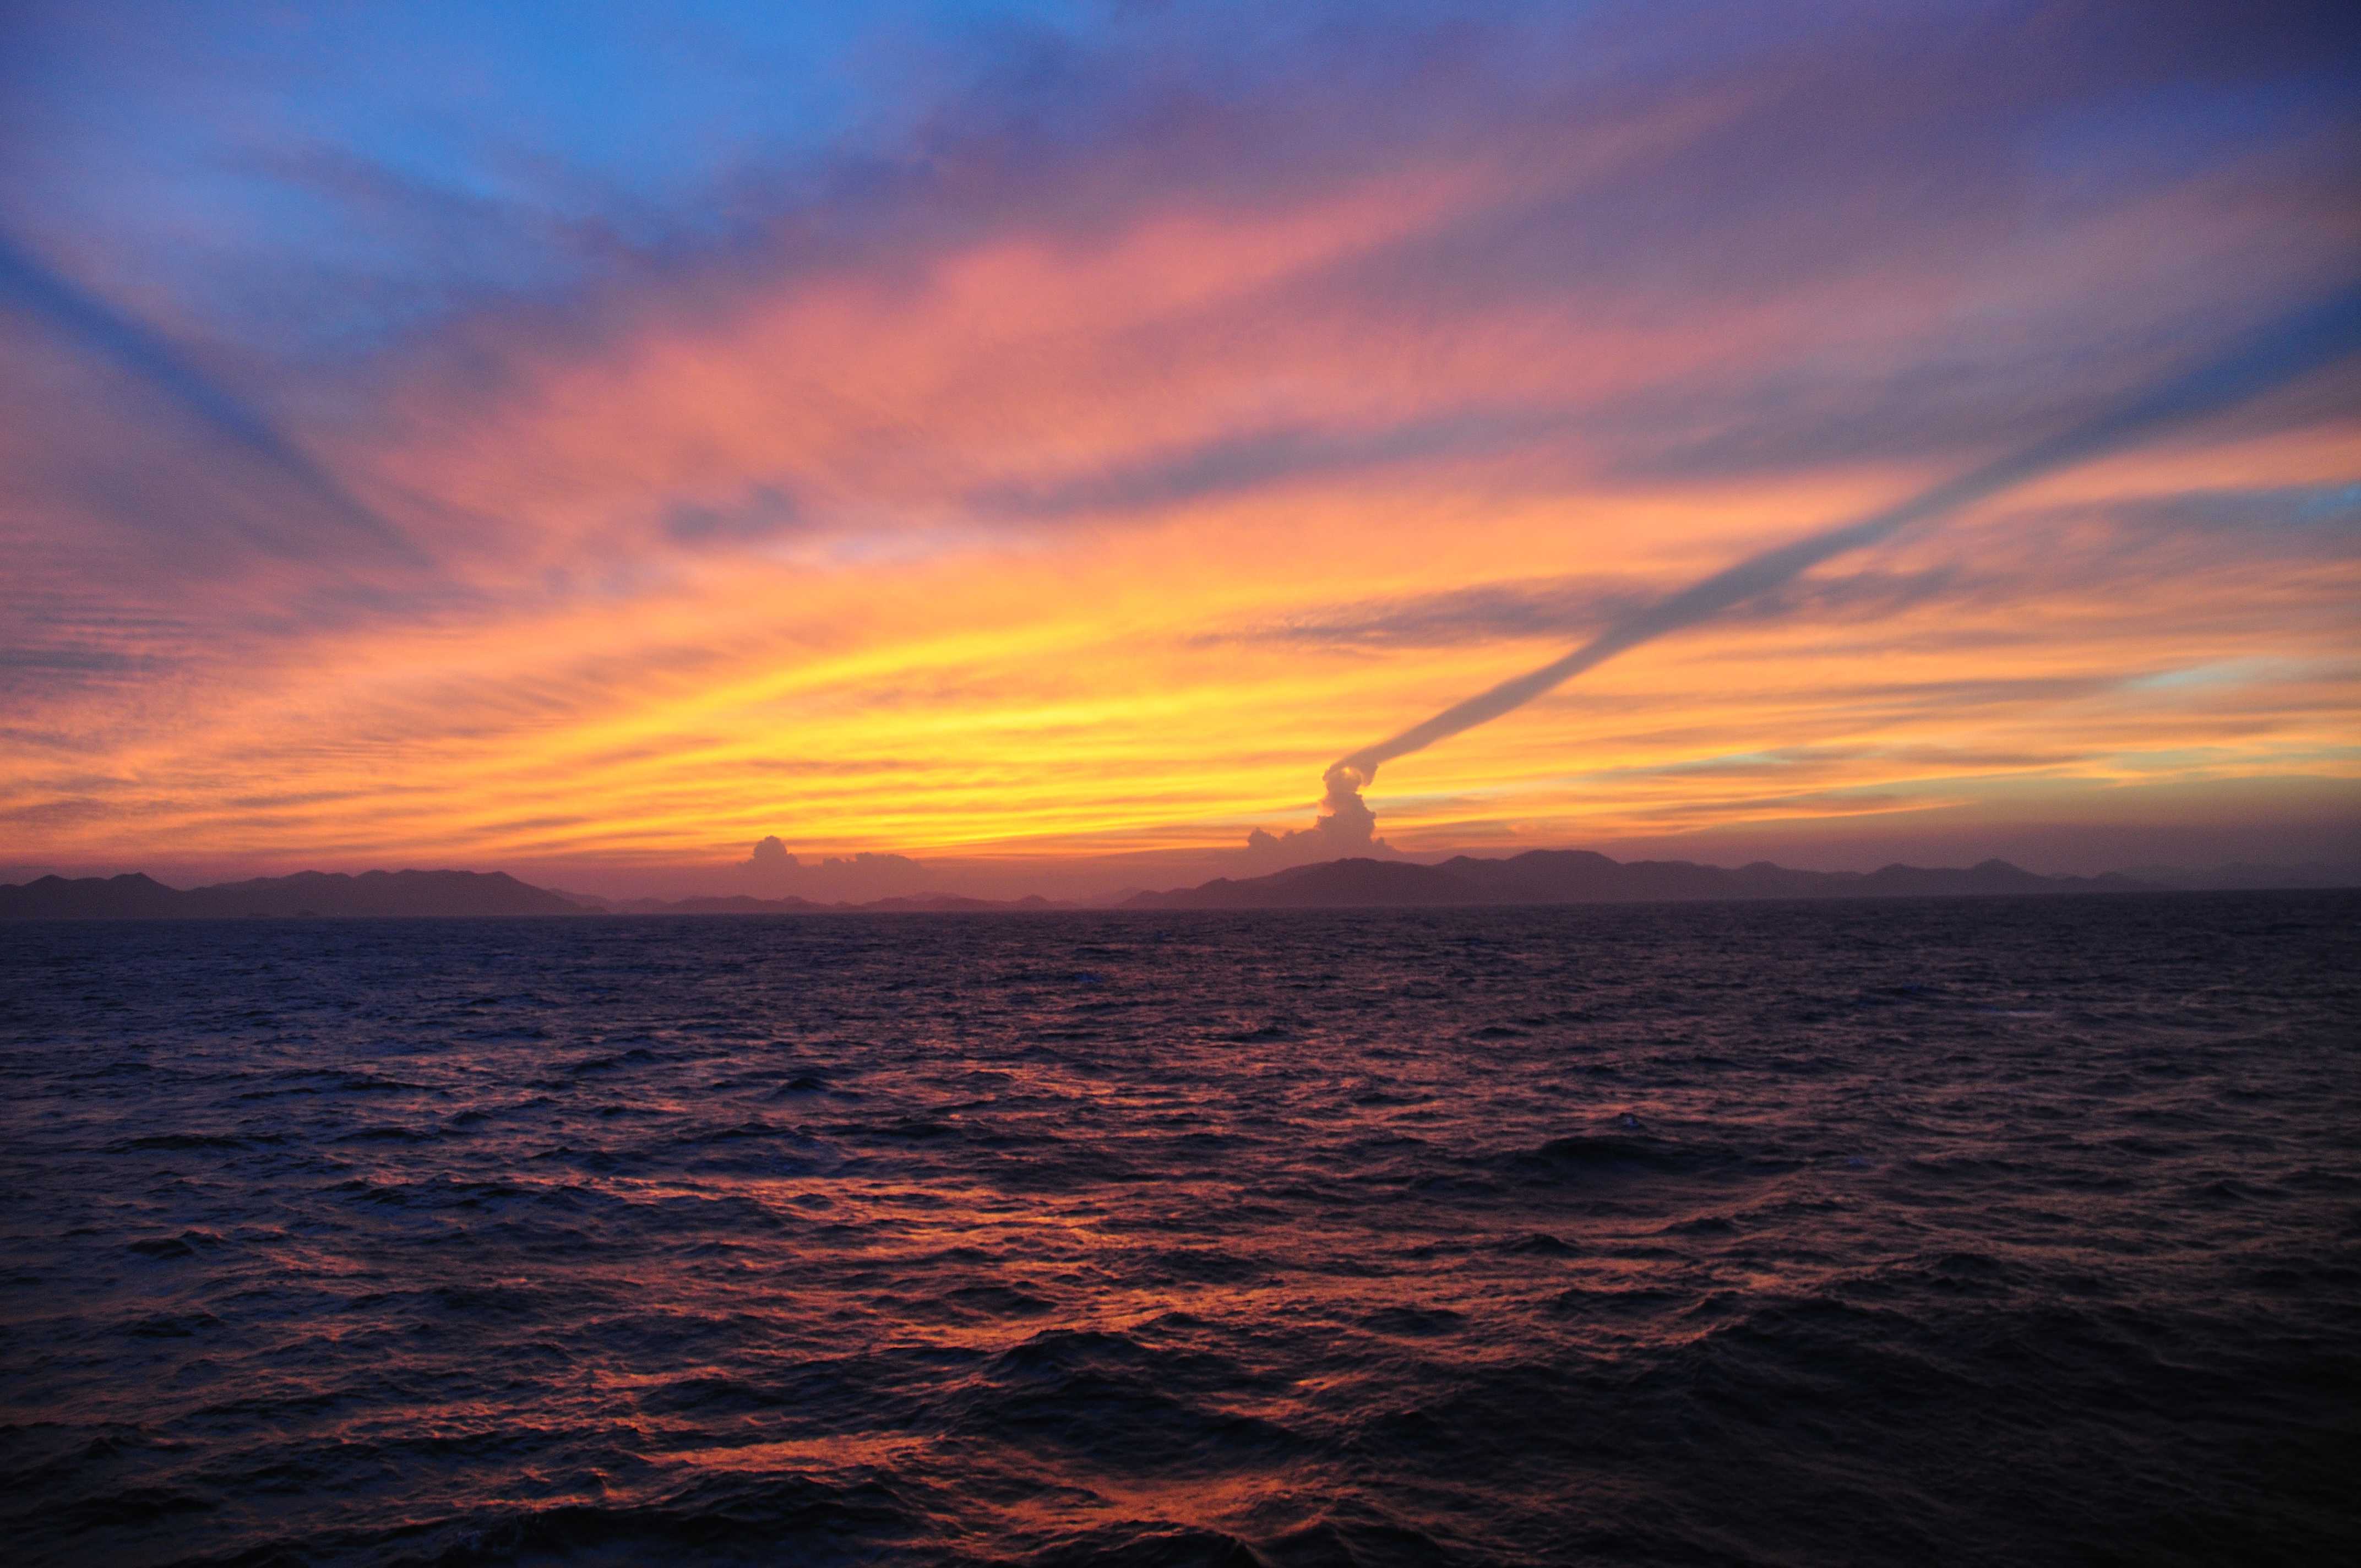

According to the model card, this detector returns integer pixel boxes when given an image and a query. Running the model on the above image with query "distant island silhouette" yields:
[2,854,2348,919]
[0,869,583,920]
[0,870,1071,920]
[1123,851,2155,908]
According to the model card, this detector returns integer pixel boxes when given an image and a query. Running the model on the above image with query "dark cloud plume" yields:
[1209,565,1997,654]
[1319,283,2361,831]
[1241,769,1395,867]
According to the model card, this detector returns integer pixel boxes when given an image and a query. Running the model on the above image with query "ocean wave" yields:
[3,892,2356,1565]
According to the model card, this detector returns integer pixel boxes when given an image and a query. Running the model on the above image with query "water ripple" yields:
[2,892,2357,1565]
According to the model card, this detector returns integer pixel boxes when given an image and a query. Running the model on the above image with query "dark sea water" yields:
[4,893,2358,1567]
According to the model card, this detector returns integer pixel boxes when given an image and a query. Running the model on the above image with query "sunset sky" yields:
[4,1,2357,898]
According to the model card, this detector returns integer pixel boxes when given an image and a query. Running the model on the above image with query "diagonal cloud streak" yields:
[0,232,416,560]
[1323,282,2361,822]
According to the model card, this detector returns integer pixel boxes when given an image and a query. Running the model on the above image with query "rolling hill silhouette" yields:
[1125,850,2155,909]
[0,870,582,919]
[7,852,2342,920]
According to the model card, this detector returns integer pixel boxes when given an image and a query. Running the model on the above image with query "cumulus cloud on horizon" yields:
[736,836,935,901]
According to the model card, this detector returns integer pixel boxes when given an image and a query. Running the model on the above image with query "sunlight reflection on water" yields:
[3,893,2357,1565]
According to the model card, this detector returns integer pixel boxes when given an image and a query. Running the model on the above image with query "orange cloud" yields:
[5,34,2357,891]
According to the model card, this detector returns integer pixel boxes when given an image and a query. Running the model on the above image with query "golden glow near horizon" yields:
[9,398,2354,883]
[3,13,2357,892]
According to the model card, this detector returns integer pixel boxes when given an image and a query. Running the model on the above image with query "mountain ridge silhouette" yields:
[1123,850,2161,909]
[3,852,2347,919]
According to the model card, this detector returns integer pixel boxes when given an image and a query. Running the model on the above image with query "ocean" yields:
[3,892,2356,1566]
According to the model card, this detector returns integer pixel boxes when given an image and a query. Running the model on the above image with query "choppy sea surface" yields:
[3,892,2357,1567]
